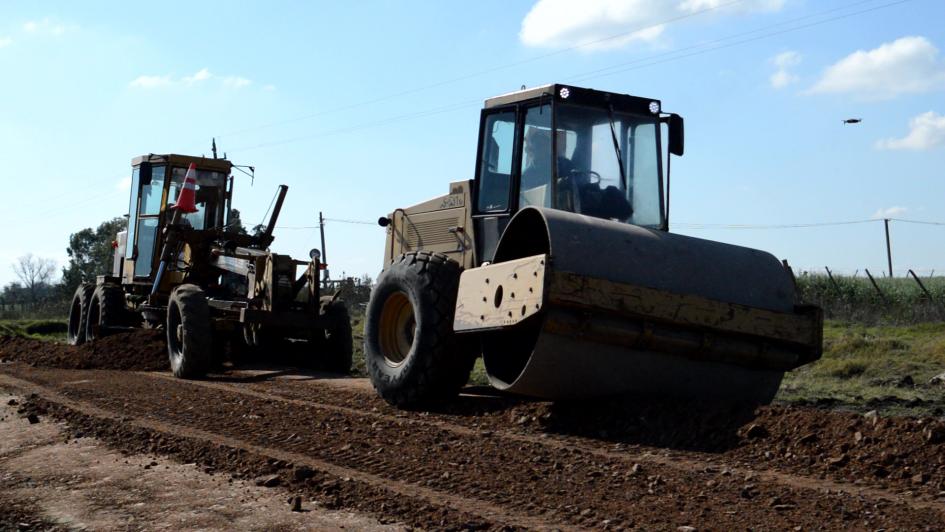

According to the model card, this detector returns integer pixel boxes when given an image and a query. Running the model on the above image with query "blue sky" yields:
[1,0,943,287]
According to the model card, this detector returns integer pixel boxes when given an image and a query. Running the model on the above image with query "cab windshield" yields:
[519,103,663,228]
[168,167,228,229]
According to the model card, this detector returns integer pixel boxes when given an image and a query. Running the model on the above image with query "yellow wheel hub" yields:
[379,291,415,366]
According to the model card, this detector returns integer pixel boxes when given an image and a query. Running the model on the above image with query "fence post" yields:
[864,268,889,304]
[824,266,842,295]
[908,269,944,317]
[884,218,894,278]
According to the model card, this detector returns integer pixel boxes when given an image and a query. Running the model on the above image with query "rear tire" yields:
[67,283,94,346]
[364,251,477,407]
[85,284,127,342]
[167,284,212,379]
[319,297,353,374]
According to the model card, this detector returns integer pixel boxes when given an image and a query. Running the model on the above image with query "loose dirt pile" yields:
[0,330,167,371]
[247,377,945,498]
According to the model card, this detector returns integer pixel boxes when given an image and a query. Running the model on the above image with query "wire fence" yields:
[795,270,945,325]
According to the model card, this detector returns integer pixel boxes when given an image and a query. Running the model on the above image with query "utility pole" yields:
[319,211,329,289]
[883,218,893,278]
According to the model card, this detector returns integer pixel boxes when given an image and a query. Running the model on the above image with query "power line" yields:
[674,218,945,230]
[226,0,913,155]
[890,218,945,226]
[215,0,748,140]
[229,99,480,152]
[323,217,377,225]
[567,0,914,82]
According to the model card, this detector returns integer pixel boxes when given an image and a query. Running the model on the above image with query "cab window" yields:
[140,165,166,215]
[476,111,516,213]
[168,167,227,229]
[519,104,553,208]
[125,167,140,258]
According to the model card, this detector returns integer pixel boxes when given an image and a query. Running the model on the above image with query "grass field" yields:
[778,321,945,415]
[0,319,68,341]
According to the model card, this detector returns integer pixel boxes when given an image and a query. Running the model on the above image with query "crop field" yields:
[796,273,945,324]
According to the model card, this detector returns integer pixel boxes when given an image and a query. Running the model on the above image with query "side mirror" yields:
[667,114,684,157]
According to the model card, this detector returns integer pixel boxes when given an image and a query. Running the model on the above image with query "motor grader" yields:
[365,84,823,407]
[67,153,352,377]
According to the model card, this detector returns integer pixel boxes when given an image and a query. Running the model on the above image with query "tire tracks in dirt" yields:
[145,372,945,515]
[3,367,944,530]
[0,372,577,531]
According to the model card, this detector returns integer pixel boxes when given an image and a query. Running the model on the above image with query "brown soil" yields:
[0,330,167,371]
[1,364,944,531]
[0,391,399,531]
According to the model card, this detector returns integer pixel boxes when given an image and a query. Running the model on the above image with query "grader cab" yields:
[365,84,823,407]
[67,154,352,377]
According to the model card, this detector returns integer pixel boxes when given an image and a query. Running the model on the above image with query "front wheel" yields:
[167,284,212,379]
[67,283,94,345]
[85,284,128,342]
[364,251,477,407]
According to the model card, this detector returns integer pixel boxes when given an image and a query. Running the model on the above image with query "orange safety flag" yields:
[173,163,199,214]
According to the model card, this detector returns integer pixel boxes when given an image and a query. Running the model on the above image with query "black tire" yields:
[167,284,212,379]
[67,283,95,346]
[364,251,477,407]
[85,284,127,342]
[318,297,353,374]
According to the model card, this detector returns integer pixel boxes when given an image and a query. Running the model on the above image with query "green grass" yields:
[350,312,366,377]
[778,321,945,415]
[0,319,68,341]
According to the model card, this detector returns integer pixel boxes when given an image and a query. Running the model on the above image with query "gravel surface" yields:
[1,335,944,530]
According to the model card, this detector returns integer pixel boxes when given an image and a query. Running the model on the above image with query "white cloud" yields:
[875,111,945,151]
[23,18,67,36]
[520,0,785,50]
[129,68,253,90]
[222,76,252,89]
[679,0,785,12]
[872,206,908,219]
[809,36,945,99]
[769,50,801,89]
[262,84,277,92]
[182,68,212,85]
[0,36,11,48]
[117,176,132,191]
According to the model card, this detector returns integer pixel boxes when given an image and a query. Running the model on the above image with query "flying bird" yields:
[842,118,862,125]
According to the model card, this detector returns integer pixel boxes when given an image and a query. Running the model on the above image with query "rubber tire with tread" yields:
[167,284,212,379]
[318,296,353,374]
[84,283,127,342]
[364,251,477,407]
[67,283,95,346]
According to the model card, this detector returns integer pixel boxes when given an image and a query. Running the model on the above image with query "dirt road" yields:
[1,333,944,530]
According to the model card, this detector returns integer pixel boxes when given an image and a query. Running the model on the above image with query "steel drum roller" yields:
[470,207,814,402]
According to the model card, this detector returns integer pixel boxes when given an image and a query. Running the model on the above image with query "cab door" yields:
[124,163,166,282]
[472,107,519,264]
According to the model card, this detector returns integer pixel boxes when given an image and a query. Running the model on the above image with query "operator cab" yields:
[122,154,233,283]
[473,84,683,262]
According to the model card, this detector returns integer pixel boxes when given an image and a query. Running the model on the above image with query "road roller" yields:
[364,84,822,407]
